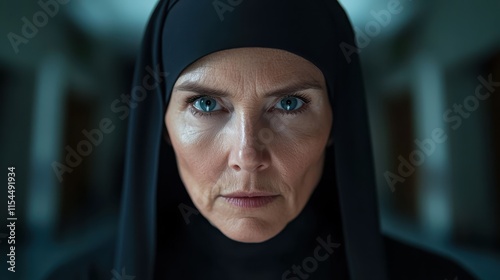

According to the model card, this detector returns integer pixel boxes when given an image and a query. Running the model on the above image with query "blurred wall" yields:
[342,0,500,278]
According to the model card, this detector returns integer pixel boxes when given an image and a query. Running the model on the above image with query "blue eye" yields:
[193,96,221,112]
[275,96,305,111]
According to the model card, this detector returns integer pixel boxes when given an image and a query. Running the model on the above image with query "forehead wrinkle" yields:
[174,71,232,100]
[174,49,326,102]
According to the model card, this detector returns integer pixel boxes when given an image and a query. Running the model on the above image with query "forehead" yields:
[173,48,325,91]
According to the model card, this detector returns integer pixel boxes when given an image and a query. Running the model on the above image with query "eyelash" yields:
[184,93,311,118]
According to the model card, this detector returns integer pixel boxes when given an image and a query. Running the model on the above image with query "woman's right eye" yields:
[192,96,222,112]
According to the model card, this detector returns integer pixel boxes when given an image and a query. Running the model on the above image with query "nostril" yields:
[255,164,267,172]
[232,165,241,171]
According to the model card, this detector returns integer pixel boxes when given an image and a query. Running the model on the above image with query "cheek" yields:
[272,136,325,195]
[269,113,330,203]
[271,114,330,173]
[167,110,223,165]
[166,114,226,206]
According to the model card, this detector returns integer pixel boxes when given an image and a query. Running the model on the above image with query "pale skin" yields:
[165,48,333,243]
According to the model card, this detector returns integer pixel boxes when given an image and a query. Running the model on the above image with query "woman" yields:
[48,0,476,279]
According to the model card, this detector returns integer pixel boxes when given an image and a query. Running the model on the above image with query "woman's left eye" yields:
[274,96,305,112]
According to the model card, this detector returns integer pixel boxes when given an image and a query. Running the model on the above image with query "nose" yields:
[228,115,271,172]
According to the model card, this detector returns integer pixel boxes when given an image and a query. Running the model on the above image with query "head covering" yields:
[115,0,387,279]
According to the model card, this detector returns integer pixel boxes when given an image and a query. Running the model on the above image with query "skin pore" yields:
[165,48,333,243]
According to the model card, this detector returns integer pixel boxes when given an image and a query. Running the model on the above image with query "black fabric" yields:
[157,198,347,280]
[44,235,478,279]
[116,0,386,279]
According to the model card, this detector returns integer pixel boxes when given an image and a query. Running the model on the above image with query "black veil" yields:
[114,0,387,279]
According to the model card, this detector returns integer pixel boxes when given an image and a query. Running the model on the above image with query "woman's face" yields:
[165,48,333,243]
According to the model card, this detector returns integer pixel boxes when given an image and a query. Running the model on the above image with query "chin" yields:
[216,216,287,243]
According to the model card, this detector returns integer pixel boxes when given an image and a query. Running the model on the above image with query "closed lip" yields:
[221,191,279,198]
[222,192,280,209]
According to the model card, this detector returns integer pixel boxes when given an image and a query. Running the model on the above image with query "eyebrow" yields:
[174,80,324,98]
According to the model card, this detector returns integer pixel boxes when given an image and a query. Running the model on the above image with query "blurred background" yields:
[0,0,499,279]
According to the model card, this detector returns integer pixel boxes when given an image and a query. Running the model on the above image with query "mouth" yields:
[221,191,279,208]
